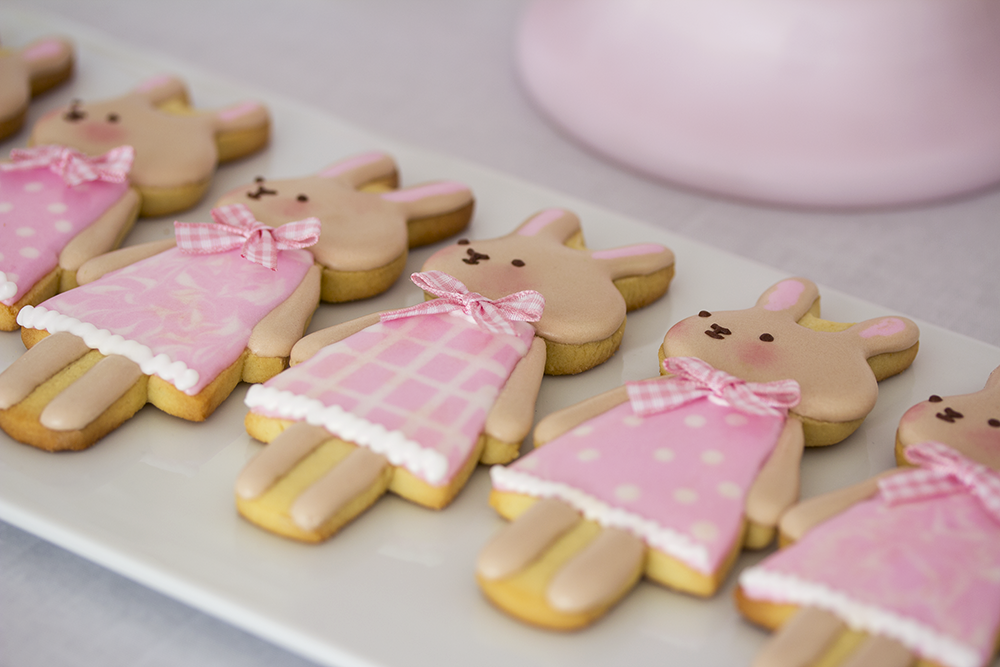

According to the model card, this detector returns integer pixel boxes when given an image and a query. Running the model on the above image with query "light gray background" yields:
[2,2,998,666]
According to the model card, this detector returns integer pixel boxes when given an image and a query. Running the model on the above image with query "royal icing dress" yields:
[17,205,319,396]
[739,441,1000,667]
[491,357,800,575]
[0,146,133,306]
[244,271,543,487]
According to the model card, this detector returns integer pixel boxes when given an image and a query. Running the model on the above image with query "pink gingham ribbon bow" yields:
[879,441,1000,523]
[627,356,801,417]
[0,145,134,186]
[380,271,544,336]
[174,204,320,271]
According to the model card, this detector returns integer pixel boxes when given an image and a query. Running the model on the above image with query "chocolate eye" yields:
[106,113,119,123]
[457,239,470,245]
[511,259,525,267]
[297,194,308,202]
[989,419,1000,428]
[759,333,774,342]
[929,395,943,403]
[698,310,711,318]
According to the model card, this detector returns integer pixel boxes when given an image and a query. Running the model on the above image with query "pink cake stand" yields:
[517,0,1000,208]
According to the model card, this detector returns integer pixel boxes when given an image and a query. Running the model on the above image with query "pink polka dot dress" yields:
[0,165,129,306]
[492,374,787,575]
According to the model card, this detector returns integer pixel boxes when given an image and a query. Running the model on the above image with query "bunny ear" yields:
[514,208,581,244]
[131,74,189,106]
[19,36,73,86]
[591,243,675,280]
[380,181,473,220]
[846,315,920,358]
[318,151,397,189]
[211,101,270,163]
[754,278,820,321]
[984,364,1000,394]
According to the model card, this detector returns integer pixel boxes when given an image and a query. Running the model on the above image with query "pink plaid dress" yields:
[245,311,537,487]
[740,443,1000,667]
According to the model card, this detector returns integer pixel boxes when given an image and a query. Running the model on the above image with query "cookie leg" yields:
[40,355,142,430]
[753,607,846,667]
[477,498,645,630]
[0,332,89,409]
[236,423,392,542]
[840,636,913,667]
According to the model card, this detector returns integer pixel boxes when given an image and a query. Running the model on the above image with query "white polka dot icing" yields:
[701,450,725,465]
[19,247,40,259]
[47,202,68,214]
[572,424,595,437]
[16,227,35,237]
[691,521,719,542]
[0,202,12,213]
[653,447,675,462]
[674,488,698,505]
[615,484,641,502]
[54,220,73,233]
[725,413,748,427]
[23,182,43,192]
[577,448,600,462]
[717,482,742,499]
[684,414,707,428]
[622,415,644,427]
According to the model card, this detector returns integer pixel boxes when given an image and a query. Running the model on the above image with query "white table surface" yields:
[1,2,998,666]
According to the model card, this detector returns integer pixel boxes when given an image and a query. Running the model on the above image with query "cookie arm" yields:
[76,238,176,284]
[247,265,321,358]
[778,469,899,544]
[744,416,805,535]
[533,385,630,447]
[484,337,547,446]
[58,187,142,274]
[289,313,381,365]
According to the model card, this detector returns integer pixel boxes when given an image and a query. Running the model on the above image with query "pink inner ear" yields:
[135,73,173,93]
[763,280,806,311]
[860,317,906,339]
[517,208,566,236]
[380,181,466,203]
[319,152,387,178]
[219,101,261,121]
[591,244,665,259]
[23,39,64,61]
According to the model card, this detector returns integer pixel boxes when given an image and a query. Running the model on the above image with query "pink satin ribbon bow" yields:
[627,356,801,417]
[379,271,544,336]
[0,144,134,186]
[880,441,1000,523]
[174,204,320,271]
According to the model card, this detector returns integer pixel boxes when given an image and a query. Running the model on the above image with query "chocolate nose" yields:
[463,248,490,265]
[704,323,732,340]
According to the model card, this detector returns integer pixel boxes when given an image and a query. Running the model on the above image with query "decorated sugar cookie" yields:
[31,74,269,216]
[214,152,474,302]
[0,204,322,451]
[478,278,920,630]
[737,366,1000,667]
[0,35,73,140]
[234,208,676,543]
[0,145,141,330]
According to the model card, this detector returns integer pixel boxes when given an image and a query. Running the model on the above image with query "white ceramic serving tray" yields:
[2,9,999,667]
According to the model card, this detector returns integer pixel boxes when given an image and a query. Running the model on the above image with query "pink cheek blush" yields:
[736,341,778,369]
[81,122,128,145]
[898,402,931,426]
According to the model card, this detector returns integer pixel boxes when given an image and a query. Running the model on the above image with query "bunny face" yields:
[422,208,675,345]
[897,366,1000,470]
[662,278,920,423]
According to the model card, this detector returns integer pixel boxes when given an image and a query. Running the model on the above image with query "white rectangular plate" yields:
[2,8,999,667]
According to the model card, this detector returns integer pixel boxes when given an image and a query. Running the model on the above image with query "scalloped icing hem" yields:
[738,567,980,667]
[489,465,717,575]
[16,304,201,394]
[0,269,17,304]
[244,384,450,486]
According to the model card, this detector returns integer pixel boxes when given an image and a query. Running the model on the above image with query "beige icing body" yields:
[235,208,676,543]
[478,277,920,630]
[737,364,1000,667]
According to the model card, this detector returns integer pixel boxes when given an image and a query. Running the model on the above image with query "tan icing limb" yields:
[477,498,581,580]
[778,471,898,545]
[289,312,381,365]
[545,526,645,614]
[483,337,547,448]
[289,446,390,531]
[247,265,321,359]
[533,385,629,447]
[236,422,330,499]
[39,355,142,430]
[744,416,804,549]
[58,187,141,274]
[76,238,176,285]
[0,332,89,409]
[752,607,847,667]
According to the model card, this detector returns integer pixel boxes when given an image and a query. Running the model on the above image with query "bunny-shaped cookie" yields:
[478,278,920,629]
[0,35,73,140]
[235,208,675,542]
[737,366,1000,667]
[31,74,269,216]
[214,152,474,303]
[1,145,141,330]
[0,204,322,452]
